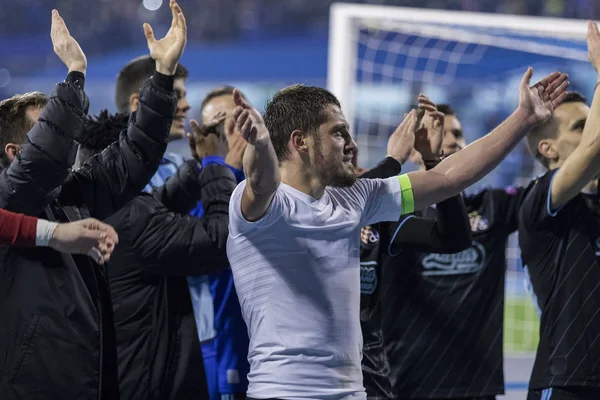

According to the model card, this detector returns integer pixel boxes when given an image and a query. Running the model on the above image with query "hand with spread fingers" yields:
[518,67,569,126]
[143,0,187,76]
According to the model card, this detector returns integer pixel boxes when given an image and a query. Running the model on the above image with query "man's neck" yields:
[280,163,326,200]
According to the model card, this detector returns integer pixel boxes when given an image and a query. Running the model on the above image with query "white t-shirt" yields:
[227,176,406,400]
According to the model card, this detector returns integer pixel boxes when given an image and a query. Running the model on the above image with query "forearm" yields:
[153,160,202,214]
[359,157,401,179]
[75,72,177,219]
[409,108,534,210]
[431,194,472,251]
[243,141,280,196]
[390,194,470,254]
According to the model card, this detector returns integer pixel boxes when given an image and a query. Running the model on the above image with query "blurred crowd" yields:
[1,0,597,55]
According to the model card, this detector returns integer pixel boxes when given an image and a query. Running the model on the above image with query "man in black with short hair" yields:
[519,21,600,400]
[358,96,472,399]
[373,101,527,399]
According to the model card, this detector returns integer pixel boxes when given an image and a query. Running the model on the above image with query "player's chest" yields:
[416,207,504,278]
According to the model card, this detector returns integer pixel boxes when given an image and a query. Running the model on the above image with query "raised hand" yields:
[232,88,270,147]
[188,113,228,160]
[588,21,600,73]
[518,67,569,126]
[386,109,418,164]
[143,0,187,76]
[49,218,119,265]
[414,94,444,162]
[50,10,86,74]
[224,117,249,170]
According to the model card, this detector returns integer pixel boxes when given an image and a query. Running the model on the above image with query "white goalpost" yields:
[327,4,593,393]
[328,4,588,139]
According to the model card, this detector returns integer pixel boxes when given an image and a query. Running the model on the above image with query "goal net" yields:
[327,3,594,361]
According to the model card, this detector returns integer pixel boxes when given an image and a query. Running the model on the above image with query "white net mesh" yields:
[330,6,595,356]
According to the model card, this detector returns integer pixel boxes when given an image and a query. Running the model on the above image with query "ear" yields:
[538,139,558,162]
[290,130,309,155]
[129,93,140,113]
[4,143,20,163]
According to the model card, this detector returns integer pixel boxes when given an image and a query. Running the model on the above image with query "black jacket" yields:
[0,72,177,400]
[105,161,235,400]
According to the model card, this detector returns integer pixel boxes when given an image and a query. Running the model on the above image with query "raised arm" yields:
[232,89,281,221]
[548,21,600,211]
[407,68,569,211]
[376,107,471,254]
[0,10,88,214]
[71,0,187,219]
[133,164,236,275]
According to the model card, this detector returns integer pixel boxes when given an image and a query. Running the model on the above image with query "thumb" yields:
[233,88,249,109]
[521,66,533,89]
[143,23,156,44]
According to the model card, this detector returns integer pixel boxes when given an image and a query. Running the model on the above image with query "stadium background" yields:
[1,0,598,398]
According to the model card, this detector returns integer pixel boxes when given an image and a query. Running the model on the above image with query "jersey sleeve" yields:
[360,174,412,226]
[519,169,564,231]
[228,180,286,238]
[489,186,527,233]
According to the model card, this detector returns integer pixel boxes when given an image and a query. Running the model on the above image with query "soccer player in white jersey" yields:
[226,69,569,400]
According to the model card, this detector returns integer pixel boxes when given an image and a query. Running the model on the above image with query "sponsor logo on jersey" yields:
[361,225,380,246]
[421,241,486,276]
[360,261,378,294]
[469,211,489,232]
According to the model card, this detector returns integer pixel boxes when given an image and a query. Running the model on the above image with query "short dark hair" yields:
[78,110,129,163]
[436,104,455,116]
[526,91,587,168]
[263,84,341,163]
[200,86,238,112]
[115,55,188,113]
[0,92,48,167]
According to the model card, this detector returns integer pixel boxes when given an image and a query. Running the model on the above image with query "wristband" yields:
[398,174,415,215]
[36,219,59,247]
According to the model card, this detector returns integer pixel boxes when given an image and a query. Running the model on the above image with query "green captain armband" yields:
[398,174,414,215]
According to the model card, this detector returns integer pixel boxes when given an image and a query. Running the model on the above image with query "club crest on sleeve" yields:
[469,211,489,232]
[361,226,379,246]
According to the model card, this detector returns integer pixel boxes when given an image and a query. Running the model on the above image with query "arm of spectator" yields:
[134,164,236,275]
[72,1,187,219]
[0,10,88,214]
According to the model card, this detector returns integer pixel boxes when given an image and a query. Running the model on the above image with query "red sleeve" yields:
[0,208,38,246]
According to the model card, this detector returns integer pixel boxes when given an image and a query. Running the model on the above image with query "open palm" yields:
[143,0,187,76]
[518,67,569,126]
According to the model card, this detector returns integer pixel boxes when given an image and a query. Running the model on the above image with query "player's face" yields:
[170,78,191,140]
[441,114,466,157]
[552,101,589,166]
[313,104,358,187]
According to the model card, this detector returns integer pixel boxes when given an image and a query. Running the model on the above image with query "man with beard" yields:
[357,97,473,399]
[226,67,568,399]
[519,21,600,400]
[0,3,184,398]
